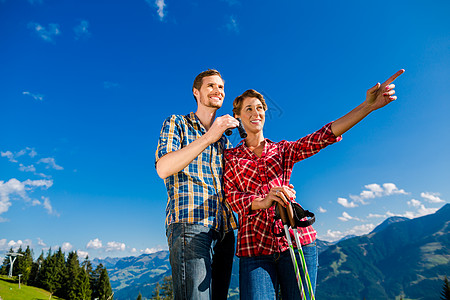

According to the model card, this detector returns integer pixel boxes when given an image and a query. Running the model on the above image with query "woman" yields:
[223,70,403,300]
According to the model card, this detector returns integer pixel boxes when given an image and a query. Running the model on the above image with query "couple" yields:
[155,68,404,300]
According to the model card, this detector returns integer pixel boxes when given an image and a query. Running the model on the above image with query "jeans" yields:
[166,223,235,300]
[239,242,318,300]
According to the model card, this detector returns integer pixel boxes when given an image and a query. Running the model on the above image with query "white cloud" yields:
[19,164,36,172]
[41,196,57,215]
[337,197,358,208]
[28,148,37,158]
[421,192,444,203]
[384,203,439,219]
[141,246,166,254]
[226,16,239,33]
[37,157,63,170]
[37,238,46,247]
[78,250,89,259]
[146,0,166,21]
[61,242,73,252]
[74,20,91,40]
[408,199,421,207]
[105,241,126,252]
[318,206,327,213]
[417,204,439,216]
[131,248,137,253]
[0,178,54,216]
[338,211,361,222]
[22,91,44,101]
[4,239,33,251]
[2,147,38,164]
[28,22,61,42]
[86,238,103,249]
[23,179,53,189]
[367,213,388,219]
[1,151,17,163]
[320,223,376,242]
[349,183,407,204]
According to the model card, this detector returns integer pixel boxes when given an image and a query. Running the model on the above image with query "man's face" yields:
[194,75,225,109]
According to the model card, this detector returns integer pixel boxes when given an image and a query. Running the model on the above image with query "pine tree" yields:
[152,282,162,300]
[441,276,450,300]
[97,267,113,300]
[160,276,173,299]
[40,248,58,293]
[16,246,33,284]
[75,267,92,300]
[91,263,103,299]
[65,251,81,300]
[92,264,113,300]
[152,276,173,300]
[29,251,45,287]
[137,292,143,300]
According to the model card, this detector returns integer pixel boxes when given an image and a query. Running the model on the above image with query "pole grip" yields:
[286,202,297,228]
[277,203,289,225]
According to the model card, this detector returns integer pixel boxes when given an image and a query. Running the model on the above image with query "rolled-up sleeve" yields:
[155,115,182,165]
[284,122,342,163]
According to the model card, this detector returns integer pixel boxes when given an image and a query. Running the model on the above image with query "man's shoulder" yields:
[163,114,188,123]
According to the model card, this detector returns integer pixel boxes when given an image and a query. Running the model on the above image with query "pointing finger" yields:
[382,69,405,87]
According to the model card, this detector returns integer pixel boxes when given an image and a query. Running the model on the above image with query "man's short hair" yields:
[192,69,223,102]
[232,89,267,117]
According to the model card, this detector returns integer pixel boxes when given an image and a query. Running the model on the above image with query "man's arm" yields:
[156,114,238,179]
[331,69,405,137]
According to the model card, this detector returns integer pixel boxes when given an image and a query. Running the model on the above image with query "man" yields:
[155,69,240,299]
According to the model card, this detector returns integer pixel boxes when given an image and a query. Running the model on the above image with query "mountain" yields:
[94,251,171,299]
[95,205,449,299]
[371,216,409,234]
[316,203,450,300]
[316,239,334,254]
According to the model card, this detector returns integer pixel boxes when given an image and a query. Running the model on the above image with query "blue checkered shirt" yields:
[156,112,238,232]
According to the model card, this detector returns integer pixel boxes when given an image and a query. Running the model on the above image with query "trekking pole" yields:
[277,202,305,299]
[285,202,316,300]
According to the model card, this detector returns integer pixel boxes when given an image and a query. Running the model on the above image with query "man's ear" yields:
[193,88,199,100]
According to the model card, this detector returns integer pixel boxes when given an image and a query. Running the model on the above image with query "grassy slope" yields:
[0,276,64,300]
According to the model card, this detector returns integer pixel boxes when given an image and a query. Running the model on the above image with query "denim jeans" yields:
[239,242,318,300]
[166,223,235,300]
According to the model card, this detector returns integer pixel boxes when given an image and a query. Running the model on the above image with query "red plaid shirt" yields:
[224,123,341,257]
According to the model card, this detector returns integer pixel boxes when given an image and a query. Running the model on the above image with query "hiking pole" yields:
[285,202,316,300]
[277,202,305,299]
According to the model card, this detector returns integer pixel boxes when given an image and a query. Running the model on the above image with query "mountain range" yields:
[94,204,449,299]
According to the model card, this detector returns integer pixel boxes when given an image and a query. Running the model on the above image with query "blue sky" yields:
[1,0,449,259]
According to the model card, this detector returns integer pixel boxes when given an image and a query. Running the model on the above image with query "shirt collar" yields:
[236,138,274,157]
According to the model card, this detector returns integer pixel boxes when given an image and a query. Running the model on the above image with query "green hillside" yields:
[317,203,450,300]
[0,275,65,300]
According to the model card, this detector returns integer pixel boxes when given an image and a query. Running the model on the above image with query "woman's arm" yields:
[331,69,404,137]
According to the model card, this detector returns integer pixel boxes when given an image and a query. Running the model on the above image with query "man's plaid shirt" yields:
[224,123,341,257]
[156,112,238,232]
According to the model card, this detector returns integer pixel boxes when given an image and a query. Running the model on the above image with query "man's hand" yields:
[365,69,405,111]
[205,114,240,143]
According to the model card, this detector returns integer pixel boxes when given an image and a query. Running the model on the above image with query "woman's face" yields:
[236,97,266,135]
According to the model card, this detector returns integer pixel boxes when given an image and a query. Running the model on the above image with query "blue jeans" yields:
[239,242,318,300]
[166,223,235,300]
